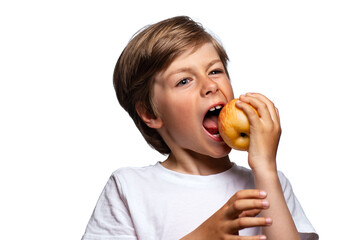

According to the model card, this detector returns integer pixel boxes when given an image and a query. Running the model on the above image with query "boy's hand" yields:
[235,93,281,173]
[181,189,272,240]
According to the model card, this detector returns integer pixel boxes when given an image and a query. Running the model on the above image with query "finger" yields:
[225,190,267,220]
[226,234,267,240]
[238,209,262,218]
[239,94,272,123]
[229,190,267,203]
[229,217,272,232]
[227,199,269,219]
[235,99,260,127]
[275,106,281,127]
[234,199,270,212]
[246,93,279,124]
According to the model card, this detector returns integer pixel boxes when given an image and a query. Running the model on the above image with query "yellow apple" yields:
[218,98,253,151]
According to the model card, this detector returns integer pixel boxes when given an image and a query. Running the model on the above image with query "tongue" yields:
[203,115,219,134]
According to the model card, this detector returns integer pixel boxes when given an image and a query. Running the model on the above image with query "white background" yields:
[1,0,359,239]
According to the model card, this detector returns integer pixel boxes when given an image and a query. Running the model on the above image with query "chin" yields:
[207,145,232,159]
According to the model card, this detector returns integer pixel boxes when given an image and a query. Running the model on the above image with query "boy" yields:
[82,16,318,240]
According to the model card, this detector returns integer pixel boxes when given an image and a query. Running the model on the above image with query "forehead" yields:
[157,43,221,79]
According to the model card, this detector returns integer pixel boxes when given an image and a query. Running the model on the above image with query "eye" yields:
[176,78,190,86]
[209,69,223,75]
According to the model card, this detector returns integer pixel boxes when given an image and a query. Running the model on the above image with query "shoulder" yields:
[100,163,160,199]
[112,163,157,175]
[111,163,159,182]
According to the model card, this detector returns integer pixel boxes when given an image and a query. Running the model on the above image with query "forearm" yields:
[253,166,300,240]
[253,168,300,240]
[237,93,299,239]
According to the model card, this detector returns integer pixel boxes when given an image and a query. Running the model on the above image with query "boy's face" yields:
[152,42,234,158]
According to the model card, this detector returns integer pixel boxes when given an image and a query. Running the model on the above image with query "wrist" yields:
[251,164,278,180]
[249,157,277,174]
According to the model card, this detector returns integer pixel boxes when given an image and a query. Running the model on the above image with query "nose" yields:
[201,76,219,97]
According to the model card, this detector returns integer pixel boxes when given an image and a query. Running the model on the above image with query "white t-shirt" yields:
[82,162,318,240]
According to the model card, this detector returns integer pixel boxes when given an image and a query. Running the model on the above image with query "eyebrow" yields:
[167,59,222,77]
[206,59,222,71]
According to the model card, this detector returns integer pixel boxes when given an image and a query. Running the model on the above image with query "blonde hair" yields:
[113,16,229,154]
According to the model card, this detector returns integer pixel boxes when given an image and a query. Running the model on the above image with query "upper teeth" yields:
[209,105,222,111]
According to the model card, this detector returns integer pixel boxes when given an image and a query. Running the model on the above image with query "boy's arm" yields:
[236,93,300,240]
[180,189,271,240]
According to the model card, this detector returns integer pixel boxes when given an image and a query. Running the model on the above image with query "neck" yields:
[161,150,232,176]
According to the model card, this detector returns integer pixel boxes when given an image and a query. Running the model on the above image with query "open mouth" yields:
[202,104,223,139]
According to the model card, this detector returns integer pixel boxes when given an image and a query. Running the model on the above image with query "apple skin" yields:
[218,99,251,151]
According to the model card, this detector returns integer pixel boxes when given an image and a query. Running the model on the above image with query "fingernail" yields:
[260,236,267,240]
[266,218,273,225]
[262,200,269,208]
[259,191,267,197]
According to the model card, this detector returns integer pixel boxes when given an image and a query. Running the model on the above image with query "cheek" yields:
[151,89,167,118]
[168,103,193,128]
[222,80,234,100]
[162,101,197,137]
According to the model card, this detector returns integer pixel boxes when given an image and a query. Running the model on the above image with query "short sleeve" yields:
[81,174,137,240]
[278,171,319,240]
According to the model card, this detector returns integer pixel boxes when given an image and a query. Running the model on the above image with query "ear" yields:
[136,102,164,129]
